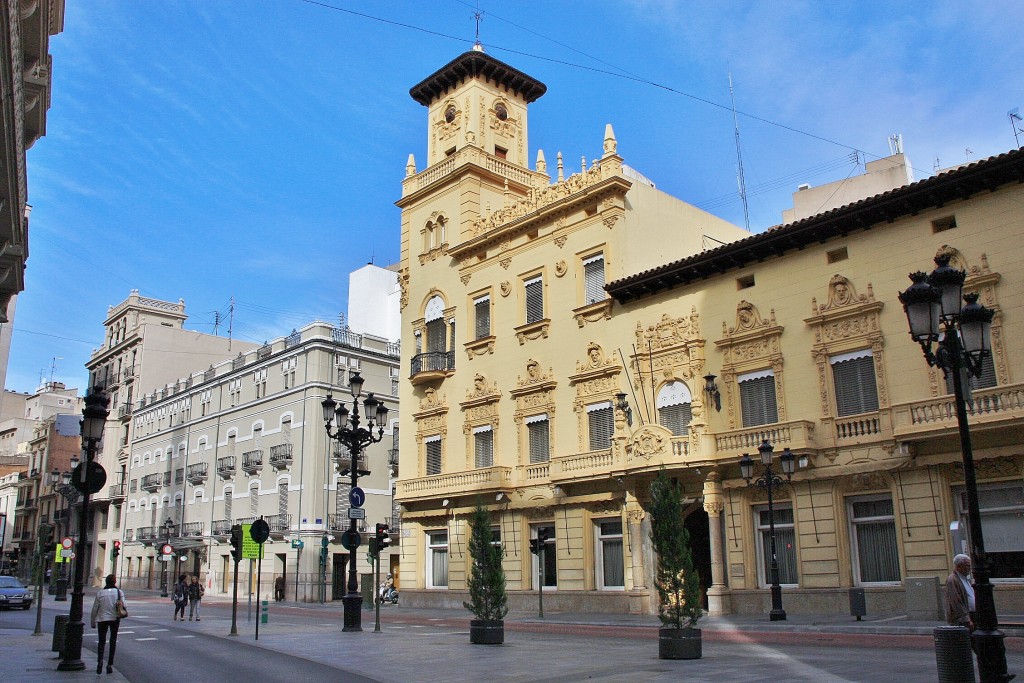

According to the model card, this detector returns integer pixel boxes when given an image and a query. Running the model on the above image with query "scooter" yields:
[377,580,399,605]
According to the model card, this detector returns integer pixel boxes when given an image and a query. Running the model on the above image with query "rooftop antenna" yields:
[1009,108,1023,149]
[965,147,973,163]
[471,2,484,52]
[49,357,61,384]
[212,310,221,336]
[228,296,234,351]
[728,72,751,231]
[888,133,904,156]
[933,156,941,173]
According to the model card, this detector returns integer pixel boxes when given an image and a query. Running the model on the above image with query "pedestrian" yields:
[945,553,975,630]
[45,567,51,585]
[188,575,204,621]
[172,574,188,621]
[91,573,125,675]
[274,575,285,602]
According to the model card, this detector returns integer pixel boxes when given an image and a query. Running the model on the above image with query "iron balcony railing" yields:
[410,350,455,377]
[212,520,232,536]
[284,329,301,349]
[242,450,263,474]
[328,514,367,533]
[180,521,204,537]
[140,474,162,492]
[186,463,208,484]
[269,443,293,469]
[217,456,236,478]
[332,326,363,349]
[257,343,272,360]
[137,526,158,541]
[265,514,291,533]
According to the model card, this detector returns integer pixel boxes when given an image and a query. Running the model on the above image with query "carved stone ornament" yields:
[500,281,511,297]
[729,300,773,334]
[518,359,553,386]
[555,260,567,277]
[635,309,702,352]
[460,273,471,286]
[846,471,889,493]
[603,214,618,229]
[554,235,568,249]
[578,342,612,373]
[500,258,511,270]
[465,373,500,401]
[398,268,410,311]
[972,456,1021,480]
[586,499,623,515]
[419,387,445,410]
[626,424,671,461]
[810,274,875,315]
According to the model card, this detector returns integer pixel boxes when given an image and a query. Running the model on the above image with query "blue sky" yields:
[8,0,1020,395]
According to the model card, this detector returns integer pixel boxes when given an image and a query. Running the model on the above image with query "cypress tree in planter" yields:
[463,503,508,644]
[649,472,703,659]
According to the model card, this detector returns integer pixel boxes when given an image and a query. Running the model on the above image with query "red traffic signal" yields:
[375,523,391,551]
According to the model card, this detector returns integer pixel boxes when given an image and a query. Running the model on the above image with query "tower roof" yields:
[409,50,547,106]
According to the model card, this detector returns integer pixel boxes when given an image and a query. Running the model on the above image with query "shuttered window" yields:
[425,318,446,353]
[587,402,614,450]
[944,352,997,394]
[474,295,490,339]
[278,481,288,516]
[525,276,544,323]
[473,426,493,468]
[657,381,692,436]
[526,414,550,463]
[739,371,778,427]
[831,351,879,417]
[757,507,797,586]
[583,254,605,304]
[849,496,900,584]
[425,437,442,475]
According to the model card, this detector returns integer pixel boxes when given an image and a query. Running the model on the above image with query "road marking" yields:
[410,625,427,628]
[176,635,196,638]
[135,637,157,641]
[149,628,169,632]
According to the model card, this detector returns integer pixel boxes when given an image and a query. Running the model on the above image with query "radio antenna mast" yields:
[729,72,751,231]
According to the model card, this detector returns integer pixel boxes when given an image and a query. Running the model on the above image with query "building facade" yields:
[117,320,401,600]
[395,49,1024,616]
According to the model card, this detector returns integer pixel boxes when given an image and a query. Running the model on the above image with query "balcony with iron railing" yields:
[332,326,363,349]
[332,445,365,472]
[328,514,368,533]
[257,343,272,360]
[141,473,163,492]
[385,516,400,538]
[388,448,399,475]
[137,526,158,541]
[123,528,134,542]
[180,521,204,537]
[410,350,455,385]
[217,456,235,479]
[398,465,512,503]
[242,450,263,474]
[186,463,208,485]
[212,520,232,536]
[108,482,126,501]
[265,514,291,535]
[269,444,293,470]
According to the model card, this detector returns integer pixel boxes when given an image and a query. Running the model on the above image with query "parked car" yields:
[0,575,33,609]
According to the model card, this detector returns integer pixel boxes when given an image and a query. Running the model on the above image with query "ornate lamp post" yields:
[321,371,388,632]
[49,467,76,602]
[899,255,1012,683]
[160,518,175,598]
[739,440,795,622]
[57,389,109,672]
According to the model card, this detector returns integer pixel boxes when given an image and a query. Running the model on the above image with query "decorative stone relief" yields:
[554,235,567,249]
[626,424,671,462]
[500,281,511,297]
[555,260,567,277]
[716,301,786,431]
[398,268,410,311]
[500,258,511,270]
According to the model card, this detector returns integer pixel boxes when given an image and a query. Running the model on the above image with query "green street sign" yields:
[241,524,262,560]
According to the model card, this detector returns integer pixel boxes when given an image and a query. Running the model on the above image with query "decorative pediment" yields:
[462,374,501,406]
[637,310,701,351]
[632,308,707,386]
[515,359,553,388]
[716,301,786,430]
[416,387,448,416]
[570,343,622,399]
[811,274,875,315]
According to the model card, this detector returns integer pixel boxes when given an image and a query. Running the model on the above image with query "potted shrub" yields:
[649,471,702,659]
[463,503,508,644]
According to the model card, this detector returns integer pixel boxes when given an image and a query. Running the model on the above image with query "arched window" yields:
[657,381,692,436]
[424,296,446,353]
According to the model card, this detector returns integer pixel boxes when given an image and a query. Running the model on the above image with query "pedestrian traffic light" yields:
[320,533,328,565]
[529,539,540,555]
[537,527,549,543]
[375,523,391,551]
[111,540,121,559]
[230,524,242,562]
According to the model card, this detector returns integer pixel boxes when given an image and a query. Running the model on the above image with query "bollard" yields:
[934,626,975,683]
[848,587,866,621]
[261,599,268,624]
[52,614,69,654]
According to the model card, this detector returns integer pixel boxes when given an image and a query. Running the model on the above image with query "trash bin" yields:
[52,614,70,653]
[933,626,974,683]
[849,587,866,620]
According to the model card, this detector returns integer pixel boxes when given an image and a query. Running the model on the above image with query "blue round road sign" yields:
[349,486,365,508]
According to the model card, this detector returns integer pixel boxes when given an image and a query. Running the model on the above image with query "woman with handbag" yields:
[90,574,126,675]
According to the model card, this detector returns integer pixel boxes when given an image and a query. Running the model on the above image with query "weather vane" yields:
[472,2,484,51]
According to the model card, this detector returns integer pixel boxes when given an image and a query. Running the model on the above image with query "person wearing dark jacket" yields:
[172,574,188,621]
[187,575,204,621]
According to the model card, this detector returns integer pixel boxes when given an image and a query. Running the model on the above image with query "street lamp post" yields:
[49,468,75,602]
[321,371,388,632]
[57,388,109,672]
[899,254,1012,683]
[160,518,175,598]
[739,439,795,622]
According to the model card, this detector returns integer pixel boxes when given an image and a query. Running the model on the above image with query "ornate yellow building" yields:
[396,48,1024,616]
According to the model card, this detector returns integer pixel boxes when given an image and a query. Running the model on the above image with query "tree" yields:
[649,472,701,629]
[463,503,508,622]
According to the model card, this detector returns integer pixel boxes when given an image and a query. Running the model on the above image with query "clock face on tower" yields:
[445,105,456,123]
[495,103,508,121]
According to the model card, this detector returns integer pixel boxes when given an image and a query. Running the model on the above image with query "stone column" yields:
[703,471,731,615]
[626,504,646,591]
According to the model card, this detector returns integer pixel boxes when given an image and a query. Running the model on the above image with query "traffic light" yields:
[537,527,549,543]
[319,533,328,565]
[531,528,549,555]
[111,540,121,559]
[529,539,540,555]
[230,524,242,562]
[375,523,391,552]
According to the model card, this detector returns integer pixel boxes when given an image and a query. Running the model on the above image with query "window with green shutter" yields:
[830,351,879,416]
[739,371,778,427]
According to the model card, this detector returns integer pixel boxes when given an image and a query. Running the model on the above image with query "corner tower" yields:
[409,47,546,168]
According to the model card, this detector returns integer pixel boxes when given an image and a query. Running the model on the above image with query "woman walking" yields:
[172,574,188,621]
[188,575,204,621]
[90,574,125,675]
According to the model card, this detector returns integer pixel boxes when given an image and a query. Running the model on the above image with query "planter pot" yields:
[658,627,702,660]
[470,619,504,645]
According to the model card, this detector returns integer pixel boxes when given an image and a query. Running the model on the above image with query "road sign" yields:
[161,543,173,555]
[71,460,107,495]
[340,528,361,551]
[348,508,365,520]
[250,518,270,544]
[349,487,365,508]
[61,537,73,549]
[290,539,304,549]
[60,549,73,558]
[241,524,262,560]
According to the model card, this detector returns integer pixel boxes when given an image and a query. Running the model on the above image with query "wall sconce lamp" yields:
[441,498,450,508]
[703,374,722,412]
[614,392,633,426]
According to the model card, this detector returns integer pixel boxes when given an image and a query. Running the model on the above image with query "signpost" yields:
[249,518,270,641]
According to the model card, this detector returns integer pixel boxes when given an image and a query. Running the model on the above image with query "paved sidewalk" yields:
[5,588,1020,682]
